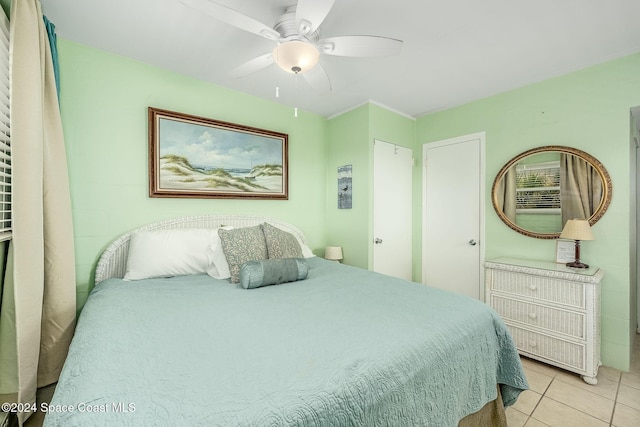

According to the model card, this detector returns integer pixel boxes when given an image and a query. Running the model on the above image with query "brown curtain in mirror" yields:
[496,166,517,223]
[560,153,603,225]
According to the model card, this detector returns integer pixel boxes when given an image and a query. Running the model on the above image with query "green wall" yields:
[57,37,638,371]
[326,105,370,268]
[326,103,415,270]
[58,40,328,307]
[631,112,639,344]
[59,41,416,307]
[416,53,640,370]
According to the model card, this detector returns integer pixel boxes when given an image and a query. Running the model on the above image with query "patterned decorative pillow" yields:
[261,222,303,259]
[218,225,268,283]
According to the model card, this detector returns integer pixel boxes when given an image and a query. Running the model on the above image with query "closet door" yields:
[422,133,484,299]
[373,140,413,280]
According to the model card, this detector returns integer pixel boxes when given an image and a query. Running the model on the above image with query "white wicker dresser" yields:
[485,257,603,384]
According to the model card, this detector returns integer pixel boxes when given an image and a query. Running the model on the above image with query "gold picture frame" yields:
[149,107,288,199]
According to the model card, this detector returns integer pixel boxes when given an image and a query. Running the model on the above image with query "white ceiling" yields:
[41,0,640,119]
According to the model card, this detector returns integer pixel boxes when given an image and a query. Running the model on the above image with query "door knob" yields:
[468,239,477,246]
[374,238,383,244]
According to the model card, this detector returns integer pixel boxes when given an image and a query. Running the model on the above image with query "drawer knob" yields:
[529,340,537,348]
[528,285,538,291]
[528,312,537,320]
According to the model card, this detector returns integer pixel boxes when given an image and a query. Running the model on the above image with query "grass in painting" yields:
[160,155,281,192]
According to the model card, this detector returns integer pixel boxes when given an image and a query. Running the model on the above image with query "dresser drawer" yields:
[506,323,586,372]
[491,295,585,339]
[489,270,585,308]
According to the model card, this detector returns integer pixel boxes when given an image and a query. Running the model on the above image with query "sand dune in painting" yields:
[160,154,282,193]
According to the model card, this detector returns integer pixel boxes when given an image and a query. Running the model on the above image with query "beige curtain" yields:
[495,166,517,223]
[0,0,76,425]
[560,153,603,225]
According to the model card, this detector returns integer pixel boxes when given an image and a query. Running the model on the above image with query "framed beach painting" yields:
[148,107,288,199]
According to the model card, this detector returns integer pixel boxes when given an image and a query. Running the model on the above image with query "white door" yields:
[636,133,640,333]
[422,133,484,299]
[373,140,413,280]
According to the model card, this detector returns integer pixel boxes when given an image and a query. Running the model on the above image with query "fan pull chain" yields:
[294,70,299,118]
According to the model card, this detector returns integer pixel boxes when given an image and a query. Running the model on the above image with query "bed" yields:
[44,215,527,426]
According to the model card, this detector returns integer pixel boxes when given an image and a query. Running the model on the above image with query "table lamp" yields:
[559,219,594,268]
[324,246,343,262]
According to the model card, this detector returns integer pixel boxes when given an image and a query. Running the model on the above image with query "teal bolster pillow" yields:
[239,258,309,289]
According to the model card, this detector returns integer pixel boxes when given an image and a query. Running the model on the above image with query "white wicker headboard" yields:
[94,214,310,285]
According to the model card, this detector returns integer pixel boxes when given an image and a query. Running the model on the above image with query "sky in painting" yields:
[159,117,284,169]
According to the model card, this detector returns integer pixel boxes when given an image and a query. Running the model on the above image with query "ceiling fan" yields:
[179,0,403,93]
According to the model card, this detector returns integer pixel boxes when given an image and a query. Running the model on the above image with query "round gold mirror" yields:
[492,146,612,239]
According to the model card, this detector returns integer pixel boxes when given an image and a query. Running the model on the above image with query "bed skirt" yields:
[459,387,507,427]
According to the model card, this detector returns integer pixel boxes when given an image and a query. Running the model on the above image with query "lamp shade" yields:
[272,40,320,74]
[324,246,343,261]
[560,219,594,241]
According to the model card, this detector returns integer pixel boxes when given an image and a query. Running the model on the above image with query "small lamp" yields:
[324,246,343,262]
[559,219,594,268]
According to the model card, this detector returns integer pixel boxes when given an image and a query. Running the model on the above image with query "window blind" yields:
[0,10,10,235]
[515,161,561,210]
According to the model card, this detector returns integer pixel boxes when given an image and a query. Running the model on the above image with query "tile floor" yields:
[507,335,640,426]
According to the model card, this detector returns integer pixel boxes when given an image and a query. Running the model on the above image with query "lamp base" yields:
[566,261,589,269]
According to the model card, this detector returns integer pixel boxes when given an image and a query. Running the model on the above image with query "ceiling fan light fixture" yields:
[272,40,319,74]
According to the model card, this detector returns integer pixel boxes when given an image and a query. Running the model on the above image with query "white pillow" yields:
[124,229,214,280]
[300,242,314,258]
[206,227,233,280]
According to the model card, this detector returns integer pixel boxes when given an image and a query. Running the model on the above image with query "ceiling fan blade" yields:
[295,0,335,36]
[230,53,274,78]
[303,64,331,93]
[319,36,403,57]
[179,0,280,40]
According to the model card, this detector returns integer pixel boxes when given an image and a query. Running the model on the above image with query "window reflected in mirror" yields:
[492,146,611,239]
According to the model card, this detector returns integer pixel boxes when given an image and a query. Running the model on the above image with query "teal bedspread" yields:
[45,258,527,426]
